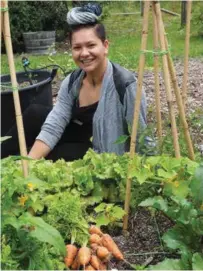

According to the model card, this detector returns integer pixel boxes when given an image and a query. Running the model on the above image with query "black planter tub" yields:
[1,69,56,137]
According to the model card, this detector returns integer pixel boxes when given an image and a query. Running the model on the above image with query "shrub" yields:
[191,2,203,37]
[2,1,68,53]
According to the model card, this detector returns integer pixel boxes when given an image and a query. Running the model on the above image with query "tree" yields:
[181,0,187,27]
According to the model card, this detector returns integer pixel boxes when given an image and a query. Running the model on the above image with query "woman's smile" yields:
[80,59,95,65]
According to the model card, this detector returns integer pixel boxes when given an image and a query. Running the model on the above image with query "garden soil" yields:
[109,208,174,269]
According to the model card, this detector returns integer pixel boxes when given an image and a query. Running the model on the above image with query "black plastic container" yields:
[1,69,56,136]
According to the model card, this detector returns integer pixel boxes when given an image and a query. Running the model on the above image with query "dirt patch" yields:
[106,208,174,270]
[143,58,203,117]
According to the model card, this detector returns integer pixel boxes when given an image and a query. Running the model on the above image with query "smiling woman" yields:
[4,2,148,161]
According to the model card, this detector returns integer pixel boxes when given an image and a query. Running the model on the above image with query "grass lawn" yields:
[1,1,203,75]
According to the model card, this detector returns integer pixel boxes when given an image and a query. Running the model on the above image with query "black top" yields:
[62,99,99,143]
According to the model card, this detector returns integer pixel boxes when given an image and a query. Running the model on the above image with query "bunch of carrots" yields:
[64,225,124,270]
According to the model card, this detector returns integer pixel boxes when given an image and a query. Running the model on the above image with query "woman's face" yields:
[71,28,109,74]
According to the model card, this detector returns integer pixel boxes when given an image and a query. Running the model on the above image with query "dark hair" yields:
[69,23,106,44]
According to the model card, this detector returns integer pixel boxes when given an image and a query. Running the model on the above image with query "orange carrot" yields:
[89,234,101,245]
[96,246,109,260]
[99,262,107,270]
[65,244,78,267]
[90,255,101,270]
[78,246,91,268]
[71,255,80,270]
[101,234,124,261]
[89,225,103,236]
[90,243,98,251]
[85,264,95,270]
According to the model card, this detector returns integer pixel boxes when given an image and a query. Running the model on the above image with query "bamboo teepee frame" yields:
[1,0,28,177]
[123,0,194,231]
[182,0,192,110]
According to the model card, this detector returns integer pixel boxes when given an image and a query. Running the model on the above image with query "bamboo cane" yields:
[152,4,162,148]
[1,4,4,36]
[153,1,181,159]
[123,0,150,231]
[161,23,195,160]
[182,0,192,110]
[2,0,28,177]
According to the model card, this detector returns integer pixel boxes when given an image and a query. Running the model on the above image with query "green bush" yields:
[191,2,203,37]
[2,1,68,53]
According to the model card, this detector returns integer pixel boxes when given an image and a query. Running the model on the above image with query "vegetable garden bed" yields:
[1,149,203,270]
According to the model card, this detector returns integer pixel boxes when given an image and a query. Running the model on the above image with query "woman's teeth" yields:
[82,59,93,64]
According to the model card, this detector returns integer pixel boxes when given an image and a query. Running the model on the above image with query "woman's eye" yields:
[89,44,95,48]
[73,47,80,50]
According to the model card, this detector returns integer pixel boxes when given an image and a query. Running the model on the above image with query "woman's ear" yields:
[104,39,109,55]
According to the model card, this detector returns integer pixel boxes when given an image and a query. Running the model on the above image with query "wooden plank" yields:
[111,12,140,16]
[111,9,180,17]
[161,8,180,16]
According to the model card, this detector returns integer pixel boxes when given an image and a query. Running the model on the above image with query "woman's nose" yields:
[80,47,89,57]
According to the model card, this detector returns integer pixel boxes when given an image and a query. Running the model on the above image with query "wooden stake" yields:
[1,5,4,36]
[152,4,162,148]
[162,25,195,160]
[153,1,181,159]
[182,0,192,110]
[2,0,28,177]
[123,0,150,231]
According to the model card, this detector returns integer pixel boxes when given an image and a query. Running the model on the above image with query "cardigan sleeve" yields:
[123,81,157,154]
[36,75,74,150]
[123,80,147,130]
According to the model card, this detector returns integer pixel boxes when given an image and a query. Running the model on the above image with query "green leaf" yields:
[95,214,110,226]
[173,182,190,199]
[31,200,44,212]
[19,212,66,256]
[130,167,153,184]
[2,216,19,229]
[0,136,12,143]
[190,164,203,204]
[8,155,33,161]
[111,206,125,220]
[127,123,132,134]
[24,176,47,188]
[28,256,36,270]
[191,217,203,235]
[114,134,129,144]
[192,253,203,270]
[95,203,111,213]
[158,169,177,179]
[139,196,168,212]
[86,181,103,204]
[29,194,38,203]
[169,199,198,225]
[162,225,195,255]
[148,258,185,270]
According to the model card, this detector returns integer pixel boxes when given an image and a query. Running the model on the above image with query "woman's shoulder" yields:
[60,69,83,89]
[110,61,136,88]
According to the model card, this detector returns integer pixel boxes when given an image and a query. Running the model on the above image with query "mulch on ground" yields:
[108,208,174,270]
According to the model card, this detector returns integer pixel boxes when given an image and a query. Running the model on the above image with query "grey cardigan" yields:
[37,60,147,155]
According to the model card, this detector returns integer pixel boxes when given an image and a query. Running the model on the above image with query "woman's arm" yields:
[28,140,51,159]
[29,75,74,159]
